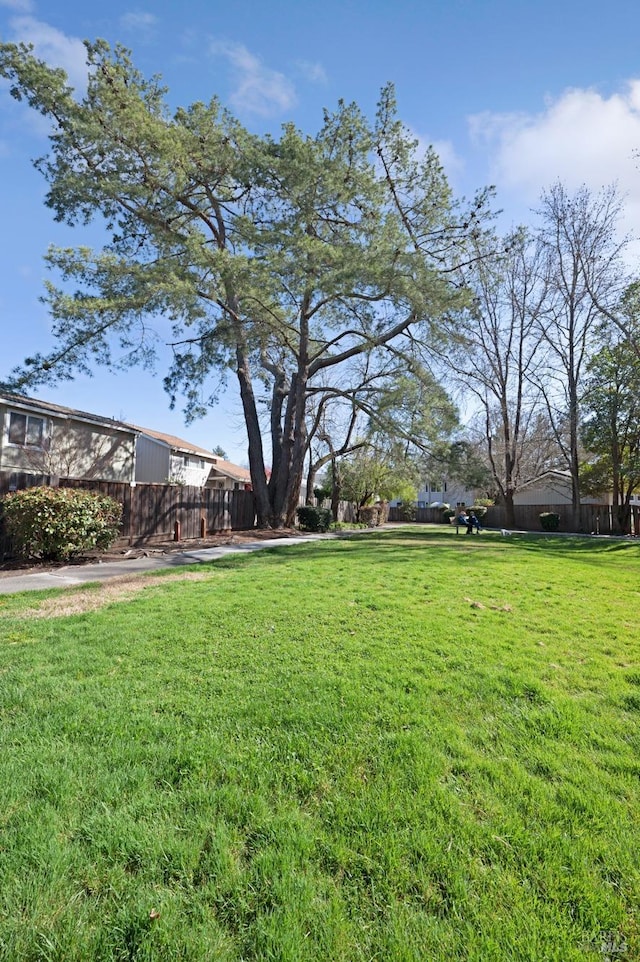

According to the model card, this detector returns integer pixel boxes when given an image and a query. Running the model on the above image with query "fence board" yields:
[4,472,637,560]
[388,501,639,536]
[231,489,256,530]
[0,474,260,557]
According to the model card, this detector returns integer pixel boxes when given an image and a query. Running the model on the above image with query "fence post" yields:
[128,483,135,546]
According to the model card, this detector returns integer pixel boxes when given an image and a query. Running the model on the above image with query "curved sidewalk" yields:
[0,533,332,595]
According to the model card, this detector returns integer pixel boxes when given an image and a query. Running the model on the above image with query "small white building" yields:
[512,470,610,506]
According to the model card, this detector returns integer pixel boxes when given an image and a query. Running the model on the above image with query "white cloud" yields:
[119,11,158,38]
[430,138,464,179]
[210,40,296,116]
[470,81,640,207]
[0,0,33,11]
[6,15,88,93]
[468,81,640,257]
[295,60,328,85]
[408,127,465,184]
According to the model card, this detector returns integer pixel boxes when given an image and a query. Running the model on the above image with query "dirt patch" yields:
[0,528,301,579]
[17,570,214,619]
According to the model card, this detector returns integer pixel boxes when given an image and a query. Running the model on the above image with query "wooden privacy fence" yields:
[61,479,257,543]
[481,502,640,536]
[388,502,640,536]
[0,473,257,558]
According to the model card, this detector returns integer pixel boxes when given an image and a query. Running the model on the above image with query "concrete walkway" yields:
[0,533,332,595]
[1,525,633,596]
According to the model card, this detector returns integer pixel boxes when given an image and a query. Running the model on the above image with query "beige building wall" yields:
[0,405,136,482]
[512,476,610,506]
[512,480,573,506]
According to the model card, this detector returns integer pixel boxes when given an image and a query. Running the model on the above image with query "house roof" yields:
[131,425,251,483]
[132,425,216,459]
[210,459,252,483]
[517,470,572,490]
[0,391,136,435]
[0,392,251,484]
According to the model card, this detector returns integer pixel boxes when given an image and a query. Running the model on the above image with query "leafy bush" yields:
[539,511,560,532]
[1,486,123,561]
[297,506,332,532]
[442,508,456,520]
[396,502,416,521]
[313,484,332,505]
[470,505,488,519]
[359,504,387,527]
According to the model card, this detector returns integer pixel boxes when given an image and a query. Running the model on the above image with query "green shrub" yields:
[442,508,456,520]
[539,511,560,532]
[313,484,332,505]
[470,505,488,519]
[1,486,123,561]
[297,506,332,532]
[396,502,416,521]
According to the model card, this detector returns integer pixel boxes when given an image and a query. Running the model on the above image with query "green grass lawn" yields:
[0,527,638,961]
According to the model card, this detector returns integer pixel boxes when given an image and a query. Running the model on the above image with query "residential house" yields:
[0,391,253,492]
[131,426,252,490]
[512,470,613,506]
[414,478,481,509]
[389,479,480,512]
[0,391,137,484]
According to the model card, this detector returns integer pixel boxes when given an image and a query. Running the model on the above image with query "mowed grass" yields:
[0,527,638,961]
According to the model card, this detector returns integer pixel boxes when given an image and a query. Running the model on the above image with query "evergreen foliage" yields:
[0,39,491,528]
[296,506,332,532]
[2,486,122,561]
[539,511,560,532]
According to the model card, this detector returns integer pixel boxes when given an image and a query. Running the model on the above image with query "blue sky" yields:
[2,0,640,464]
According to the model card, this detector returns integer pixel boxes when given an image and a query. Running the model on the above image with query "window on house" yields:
[8,412,45,447]
[183,455,189,466]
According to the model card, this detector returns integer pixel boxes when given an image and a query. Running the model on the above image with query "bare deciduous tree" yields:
[443,229,548,526]
[532,182,628,527]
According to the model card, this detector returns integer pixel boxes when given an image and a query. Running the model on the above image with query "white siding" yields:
[0,405,136,482]
[168,454,211,487]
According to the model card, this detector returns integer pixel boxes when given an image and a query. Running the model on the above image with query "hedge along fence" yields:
[0,473,258,560]
[2,486,123,562]
[358,502,389,527]
[0,472,364,560]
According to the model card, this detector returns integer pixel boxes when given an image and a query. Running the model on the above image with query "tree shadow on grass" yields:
[372,525,639,555]
[180,526,639,582]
